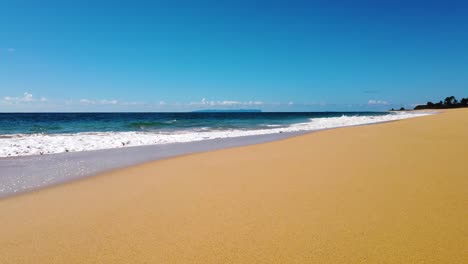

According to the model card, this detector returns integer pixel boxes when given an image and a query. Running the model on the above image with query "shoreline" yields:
[0,109,467,263]
[0,130,307,198]
[0,111,430,158]
[0,112,433,198]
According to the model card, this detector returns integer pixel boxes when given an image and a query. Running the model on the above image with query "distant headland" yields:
[413,96,468,110]
[192,109,262,113]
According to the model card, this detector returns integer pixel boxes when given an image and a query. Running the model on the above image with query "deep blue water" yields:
[0,112,388,135]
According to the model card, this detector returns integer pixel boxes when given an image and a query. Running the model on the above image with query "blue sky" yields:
[1,0,467,112]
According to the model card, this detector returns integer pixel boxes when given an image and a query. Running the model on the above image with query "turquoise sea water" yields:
[0,112,388,135]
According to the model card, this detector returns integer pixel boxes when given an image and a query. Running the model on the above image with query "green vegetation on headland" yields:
[413,96,468,110]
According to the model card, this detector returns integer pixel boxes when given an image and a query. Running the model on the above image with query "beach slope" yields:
[1,109,467,263]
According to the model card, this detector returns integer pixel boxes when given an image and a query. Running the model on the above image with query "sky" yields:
[1,0,467,112]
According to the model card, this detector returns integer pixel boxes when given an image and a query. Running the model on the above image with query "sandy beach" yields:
[1,109,467,263]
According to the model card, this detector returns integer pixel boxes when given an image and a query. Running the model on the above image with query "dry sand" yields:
[1,109,467,263]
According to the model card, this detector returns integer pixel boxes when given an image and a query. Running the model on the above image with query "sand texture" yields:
[1,109,467,263]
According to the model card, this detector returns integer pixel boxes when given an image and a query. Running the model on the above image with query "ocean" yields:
[0,111,428,157]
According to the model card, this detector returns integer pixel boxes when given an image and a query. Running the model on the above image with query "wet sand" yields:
[1,109,467,263]
[0,131,307,197]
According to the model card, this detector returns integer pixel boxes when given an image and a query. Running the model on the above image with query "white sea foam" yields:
[0,112,431,157]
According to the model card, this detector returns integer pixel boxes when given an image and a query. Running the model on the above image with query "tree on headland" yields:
[414,96,468,110]
[461,98,468,106]
[444,96,457,106]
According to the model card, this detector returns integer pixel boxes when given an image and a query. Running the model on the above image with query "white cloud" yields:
[3,92,36,104]
[23,92,33,102]
[190,98,264,106]
[220,100,241,105]
[368,99,389,105]
[0,94,297,111]
[121,101,145,106]
[79,99,119,105]
[100,99,118,105]
[79,99,95,104]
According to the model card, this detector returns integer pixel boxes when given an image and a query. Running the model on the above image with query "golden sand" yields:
[1,109,467,263]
